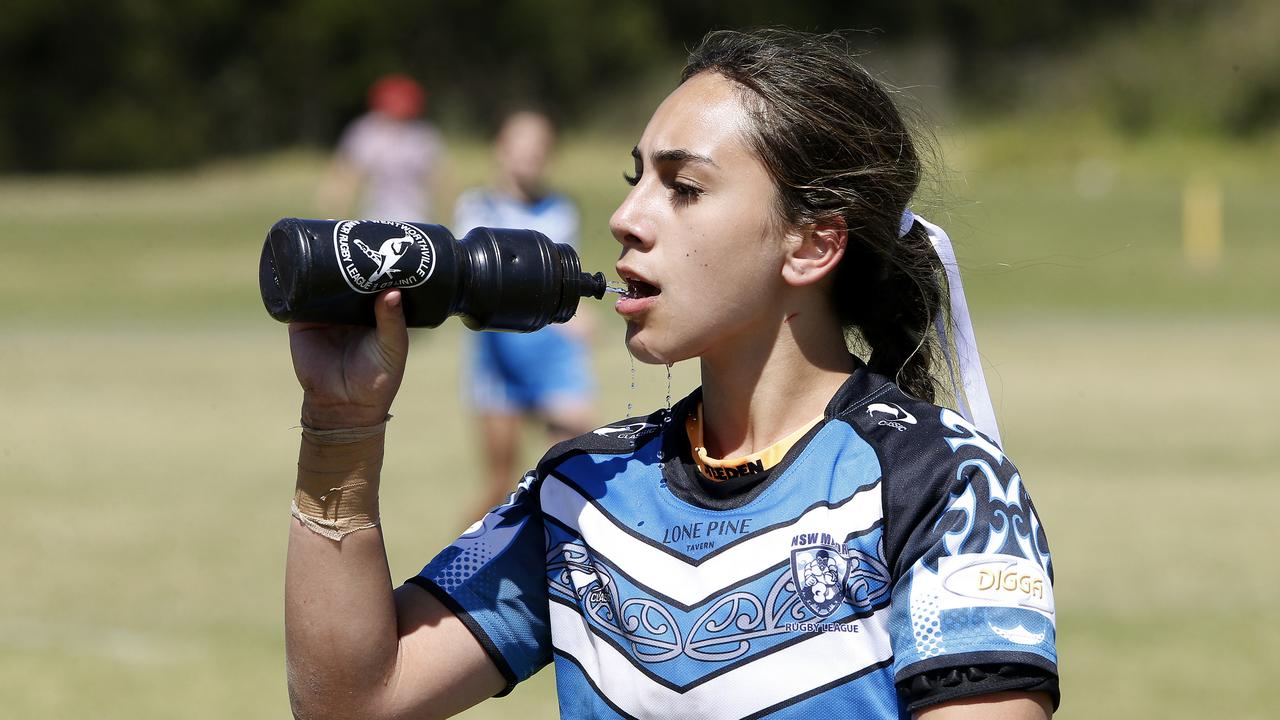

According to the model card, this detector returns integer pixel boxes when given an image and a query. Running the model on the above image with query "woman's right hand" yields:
[288,289,409,429]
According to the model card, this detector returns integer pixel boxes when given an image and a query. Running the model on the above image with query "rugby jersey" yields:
[453,188,579,249]
[410,364,1057,718]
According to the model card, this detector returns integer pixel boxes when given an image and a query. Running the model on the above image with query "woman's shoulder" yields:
[831,375,1039,578]
[827,373,1015,502]
[537,411,669,470]
[533,390,699,479]
[828,371,1003,458]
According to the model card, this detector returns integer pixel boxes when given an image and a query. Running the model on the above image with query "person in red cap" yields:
[317,73,447,222]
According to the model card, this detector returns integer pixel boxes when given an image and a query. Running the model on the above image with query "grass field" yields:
[1,133,1277,718]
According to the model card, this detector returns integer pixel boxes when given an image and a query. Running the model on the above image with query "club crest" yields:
[333,219,435,293]
[790,539,851,618]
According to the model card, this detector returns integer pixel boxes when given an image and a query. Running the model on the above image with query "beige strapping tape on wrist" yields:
[291,497,379,541]
[296,414,392,444]
[291,416,390,541]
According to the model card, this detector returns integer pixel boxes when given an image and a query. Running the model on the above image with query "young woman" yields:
[285,29,1058,720]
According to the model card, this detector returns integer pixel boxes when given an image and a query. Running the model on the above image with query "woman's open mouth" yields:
[625,278,659,299]
[615,275,660,316]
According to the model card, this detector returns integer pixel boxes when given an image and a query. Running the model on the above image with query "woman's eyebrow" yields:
[633,145,717,168]
[652,148,718,167]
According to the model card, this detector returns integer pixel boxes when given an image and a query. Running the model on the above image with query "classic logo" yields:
[790,536,850,619]
[867,402,917,431]
[592,421,659,441]
[333,220,435,293]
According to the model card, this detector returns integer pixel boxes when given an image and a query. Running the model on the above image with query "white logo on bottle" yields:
[333,220,435,293]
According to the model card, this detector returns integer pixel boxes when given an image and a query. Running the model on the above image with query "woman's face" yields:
[610,72,795,365]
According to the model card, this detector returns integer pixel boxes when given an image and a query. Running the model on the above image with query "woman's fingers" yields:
[371,289,409,373]
[286,294,407,427]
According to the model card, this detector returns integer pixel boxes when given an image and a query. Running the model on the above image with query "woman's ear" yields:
[782,216,847,287]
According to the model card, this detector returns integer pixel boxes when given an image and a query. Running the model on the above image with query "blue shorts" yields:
[466,327,593,414]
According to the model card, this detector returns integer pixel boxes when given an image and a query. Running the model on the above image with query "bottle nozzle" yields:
[580,271,607,300]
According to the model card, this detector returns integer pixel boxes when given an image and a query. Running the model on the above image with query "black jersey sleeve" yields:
[902,662,1060,712]
[844,384,1059,692]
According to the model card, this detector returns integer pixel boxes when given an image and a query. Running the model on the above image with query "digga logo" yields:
[977,567,1045,600]
[333,220,435,293]
[937,554,1055,618]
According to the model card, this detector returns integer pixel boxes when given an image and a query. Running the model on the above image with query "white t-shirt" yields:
[337,112,444,221]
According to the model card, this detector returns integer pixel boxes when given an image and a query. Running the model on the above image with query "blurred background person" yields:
[454,110,597,515]
[316,73,446,221]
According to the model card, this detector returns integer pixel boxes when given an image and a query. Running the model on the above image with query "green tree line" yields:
[3,0,1272,172]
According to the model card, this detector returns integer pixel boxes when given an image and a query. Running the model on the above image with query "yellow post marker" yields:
[1183,176,1223,271]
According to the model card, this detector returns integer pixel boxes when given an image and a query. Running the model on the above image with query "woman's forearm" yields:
[285,435,400,719]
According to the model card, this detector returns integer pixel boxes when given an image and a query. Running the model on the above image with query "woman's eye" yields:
[623,171,639,187]
[670,181,702,204]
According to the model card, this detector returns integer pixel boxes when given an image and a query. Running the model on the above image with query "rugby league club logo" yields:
[333,220,435,293]
[790,533,851,618]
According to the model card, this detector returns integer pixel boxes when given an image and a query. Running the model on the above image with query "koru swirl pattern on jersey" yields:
[546,535,892,664]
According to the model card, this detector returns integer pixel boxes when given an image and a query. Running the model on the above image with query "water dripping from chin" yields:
[626,354,636,418]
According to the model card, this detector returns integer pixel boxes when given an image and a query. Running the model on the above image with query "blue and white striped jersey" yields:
[410,366,1057,719]
[453,188,579,248]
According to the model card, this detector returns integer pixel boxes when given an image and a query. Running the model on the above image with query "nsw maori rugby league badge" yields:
[790,533,851,618]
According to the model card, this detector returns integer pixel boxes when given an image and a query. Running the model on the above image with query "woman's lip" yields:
[615,293,656,317]
[615,265,657,290]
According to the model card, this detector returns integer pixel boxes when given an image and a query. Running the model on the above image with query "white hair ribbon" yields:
[900,211,1002,447]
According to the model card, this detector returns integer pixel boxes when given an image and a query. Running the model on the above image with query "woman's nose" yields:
[609,190,650,249]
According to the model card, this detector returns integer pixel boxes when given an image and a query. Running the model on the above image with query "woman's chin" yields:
[624,336,660,365]
[626,335,697,368]
[624,327,674,366]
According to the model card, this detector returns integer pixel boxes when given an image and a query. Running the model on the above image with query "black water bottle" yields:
[259,218,607,330]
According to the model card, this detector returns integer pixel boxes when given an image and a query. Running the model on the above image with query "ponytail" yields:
[833,219,945,403]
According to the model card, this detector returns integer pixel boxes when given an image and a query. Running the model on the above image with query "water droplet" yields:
[627,355,636,417]
[665,363,673,411]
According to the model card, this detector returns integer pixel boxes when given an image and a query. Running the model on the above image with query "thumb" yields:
[372,289,409,368]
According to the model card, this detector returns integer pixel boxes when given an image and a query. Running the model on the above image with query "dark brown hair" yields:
[682,28,945,402]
